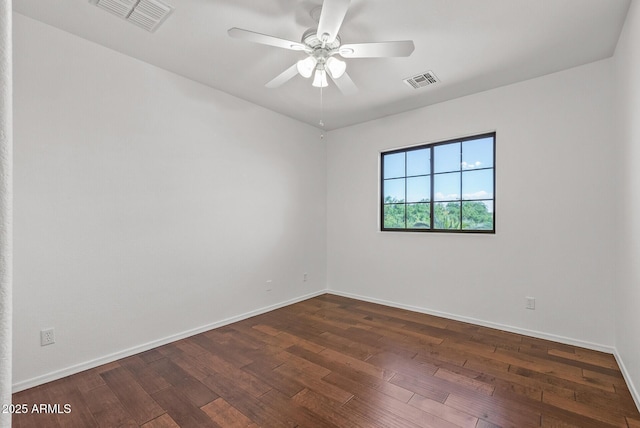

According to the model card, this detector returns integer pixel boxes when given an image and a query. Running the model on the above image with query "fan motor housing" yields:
[302,28,341,51]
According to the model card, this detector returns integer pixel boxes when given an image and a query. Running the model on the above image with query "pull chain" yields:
[319,85,325,139]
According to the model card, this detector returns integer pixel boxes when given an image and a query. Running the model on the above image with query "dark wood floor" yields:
[12,294,640,427]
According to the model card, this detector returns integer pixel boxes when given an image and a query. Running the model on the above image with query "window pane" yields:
[380,133,494,233]
[383,152,405,179]
[462,137,494,170]
[384,204,405,229]
[407,203,430,229]
[434,202,461,230]
[406,148,430,176]
[434,172,460,201]
[462,169,494,200]
[383,178,405,203]
[434,142,460,173]
[407,176,430,203]
[462,201,493,230]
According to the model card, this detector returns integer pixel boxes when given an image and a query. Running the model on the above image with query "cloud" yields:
[461,161,483,169]
[462,190,490,199]
[435,192,459,200]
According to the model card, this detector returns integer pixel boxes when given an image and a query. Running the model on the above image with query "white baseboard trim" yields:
[16,287,637,412]
[614,350,640,412]
[327,289,616,354]
[12,290,326,393]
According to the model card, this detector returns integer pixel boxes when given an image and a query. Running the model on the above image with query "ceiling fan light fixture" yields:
[326,56,346,79]
[297,56,317,78]
[228,0,413,95]
[312,68,328,88]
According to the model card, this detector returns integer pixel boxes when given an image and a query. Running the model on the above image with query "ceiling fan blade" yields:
[316,0,351,44]
[339,41,415,58]
[329,71,358,95]
[265,64,299,88]
[228,28,307,51]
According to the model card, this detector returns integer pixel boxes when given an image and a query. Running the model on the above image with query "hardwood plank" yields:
[388,372,451,404]
[407,393,478,428]
[120,355,172,395]
[413,342,469,366]
[540,414,584,428]
[320,347,394,380]
[433,367,495,395]
[82,384,137,427]
[138,349,165,364]
[342,396,424,428]
[575,388,640,416]
[324,370,415,404]
[172,378,218,408]
[627,417,640,428]
[349,392,462,428]
[147,357,191,385]
[445,392,542,428]
[12,385,61,428]
[548,348,618,370]
[200,398,258,428]
[275,331,327,353]
[538,402,621,428]
[48,378,98,428]
[476,420,502,428]
[173,338,208,356]
[68,368,107,394]
[258,388,335,427]
[292,388,371,428]
[200,372,288,428]
[464,356,574,401]
[542,389,628,427]
[197,352,272,398]
[169,352,213,381]
[273,360,354,404]
[367,351,438,380]
[100,367,165,425]
[189,333,253,367]
[241,359,306,398]
[140,413,181,428]
[151,386,220,428]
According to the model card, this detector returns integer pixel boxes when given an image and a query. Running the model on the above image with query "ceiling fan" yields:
[227,0,415,95]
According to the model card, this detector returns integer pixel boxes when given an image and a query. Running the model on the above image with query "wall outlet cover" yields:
[41,328,55,346]
[526,297,536,310]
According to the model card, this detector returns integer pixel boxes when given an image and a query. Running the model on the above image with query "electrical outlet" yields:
[526,297,536,310]
[41,328,55,346]
[303,273,308,282]
[266,280,273,292]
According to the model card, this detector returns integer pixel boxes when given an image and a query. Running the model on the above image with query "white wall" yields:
[326,59,617,350]
[615,0,640,408]
[13,13,326,389]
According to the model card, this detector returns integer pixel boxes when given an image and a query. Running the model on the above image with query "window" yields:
[381,133,495,233]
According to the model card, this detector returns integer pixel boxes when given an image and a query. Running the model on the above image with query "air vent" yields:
[89,0,173,32]
[403,71,440,89]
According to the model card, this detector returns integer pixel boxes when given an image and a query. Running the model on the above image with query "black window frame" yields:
[380,132,496,234]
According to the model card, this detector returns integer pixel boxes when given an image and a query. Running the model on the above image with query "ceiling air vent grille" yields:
[89,0,174,32]
[94,0,136,18]
[403,71,439,89]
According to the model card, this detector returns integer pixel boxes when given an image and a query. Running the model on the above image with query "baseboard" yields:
[327,289,615,354]
[12,290,326,393]
[614,350,640,412]
[15,287,631,403]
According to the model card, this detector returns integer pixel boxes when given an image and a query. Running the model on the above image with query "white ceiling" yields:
[14,0,631,130]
